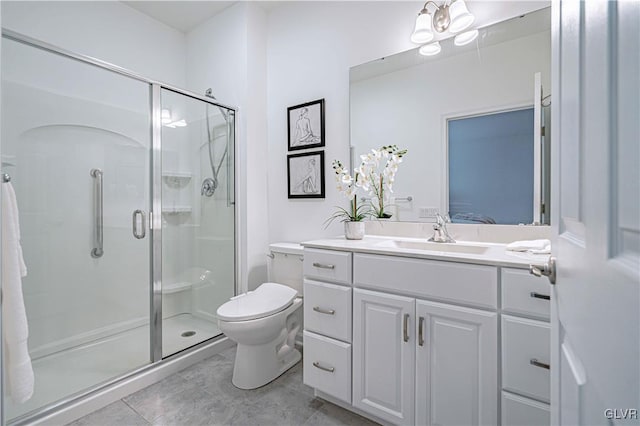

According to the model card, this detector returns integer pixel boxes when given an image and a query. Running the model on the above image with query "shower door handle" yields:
[90,169,104,258]
[132,210,146,239]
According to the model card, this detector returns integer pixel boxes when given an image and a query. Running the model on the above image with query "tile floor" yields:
[68,345,378,426]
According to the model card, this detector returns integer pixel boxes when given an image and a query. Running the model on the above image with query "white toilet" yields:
[217,243,303,389]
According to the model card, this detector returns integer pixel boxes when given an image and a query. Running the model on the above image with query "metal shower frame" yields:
[0,28,240,425]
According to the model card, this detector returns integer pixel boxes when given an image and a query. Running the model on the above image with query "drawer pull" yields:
[418,316,425,346]
[403,313,410,343]
[530,292,551,301]
[313,361,335,373]
[312,262,335,270]
[530,358,550,370]
[313,306,335,315]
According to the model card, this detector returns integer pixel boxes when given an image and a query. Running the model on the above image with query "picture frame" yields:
[287,99,325,151]
[287,150,325,199]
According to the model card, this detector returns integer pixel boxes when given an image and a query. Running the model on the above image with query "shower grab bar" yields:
[90,168,104,258]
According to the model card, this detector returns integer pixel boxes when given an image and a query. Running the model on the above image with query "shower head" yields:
[205,88,229,121]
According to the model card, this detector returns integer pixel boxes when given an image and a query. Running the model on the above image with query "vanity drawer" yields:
[303,248,352,285]
[502,315,551,402]
[502,391,550,426]
[502,268,551,320]
[304,279,352,342]
[303,331,351,404]
[353,253,497,309]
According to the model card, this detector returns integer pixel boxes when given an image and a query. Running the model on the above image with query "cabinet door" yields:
[353,288,415,425]
[416,300,498,426]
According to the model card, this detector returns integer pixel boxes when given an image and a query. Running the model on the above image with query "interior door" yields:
[549,1,639,424]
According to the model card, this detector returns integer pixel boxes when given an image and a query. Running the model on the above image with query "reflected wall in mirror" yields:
[350,7,551,224]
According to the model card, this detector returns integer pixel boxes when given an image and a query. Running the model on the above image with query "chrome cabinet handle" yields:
[418,316,425,346]
[529,256,557,284]
[90,168,104,258]
[312,262,335,270]
[132,210,146,239]
[530,292,551,301]
[313,361,335,373]
[403,314,410,343]
[313,306,335,315]
[530,358,550,370]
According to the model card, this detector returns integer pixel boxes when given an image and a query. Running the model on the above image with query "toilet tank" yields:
[268,243,304,296]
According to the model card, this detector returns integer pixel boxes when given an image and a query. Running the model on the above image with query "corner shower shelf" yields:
[162,172,192,189]
[162,206,192,215]
[162,281,192,294]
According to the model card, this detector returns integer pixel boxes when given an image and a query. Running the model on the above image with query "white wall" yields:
[266,1,550,243]
[1,1,186,86]
[186,2,269,292]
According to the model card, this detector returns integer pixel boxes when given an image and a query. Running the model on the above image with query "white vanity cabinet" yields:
[302,249,353,404]
[415,300,498,426]
[353,253,498,425]
[352,288,416,424]
[352,288,498,426]
[301,243,551,426]
[500,268,551,424]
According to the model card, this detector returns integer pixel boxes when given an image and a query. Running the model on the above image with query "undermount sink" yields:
[377,239,489,255]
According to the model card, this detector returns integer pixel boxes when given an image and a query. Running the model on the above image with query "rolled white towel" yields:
[506,239,551,252]
[2,182,34,403]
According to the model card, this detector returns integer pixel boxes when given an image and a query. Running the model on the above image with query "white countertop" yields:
[302,235,550,269]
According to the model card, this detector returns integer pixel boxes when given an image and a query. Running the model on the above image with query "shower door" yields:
[2,37,152,421]
[160,88,235,357]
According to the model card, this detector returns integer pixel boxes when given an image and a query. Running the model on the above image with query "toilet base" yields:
[232,344,301,390]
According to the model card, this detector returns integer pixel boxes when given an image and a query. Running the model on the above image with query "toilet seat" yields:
[217,282,298,322]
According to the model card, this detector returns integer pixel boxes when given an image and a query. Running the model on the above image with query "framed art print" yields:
[287,99,325,151]
[287,150,325,199]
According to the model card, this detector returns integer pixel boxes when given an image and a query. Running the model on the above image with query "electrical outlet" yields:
[418,207,439,218]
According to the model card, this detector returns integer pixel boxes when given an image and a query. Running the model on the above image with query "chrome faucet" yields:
[428,213,455,243]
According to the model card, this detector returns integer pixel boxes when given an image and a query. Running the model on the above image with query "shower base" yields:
[7,313,220,421]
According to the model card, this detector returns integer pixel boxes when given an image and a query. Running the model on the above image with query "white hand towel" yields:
[528,245,551,254]
[506,239,551,252]
[2,182,34,403]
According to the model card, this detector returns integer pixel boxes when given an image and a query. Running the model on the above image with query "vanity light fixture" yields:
[412,0,476,56]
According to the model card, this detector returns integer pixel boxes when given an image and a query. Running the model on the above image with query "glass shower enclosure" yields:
[1,31,236,424]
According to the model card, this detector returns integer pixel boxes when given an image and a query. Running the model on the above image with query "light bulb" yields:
[454,29,479,46]
[449,0,475,33]
[419,42,441,56]
[411,12,434,44]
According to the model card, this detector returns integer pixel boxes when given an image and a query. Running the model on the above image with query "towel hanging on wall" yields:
[2,180,34,403]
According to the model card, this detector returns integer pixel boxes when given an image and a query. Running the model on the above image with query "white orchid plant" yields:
[324,159,373,226]
[357,145,407,218]
[325,145,407,226]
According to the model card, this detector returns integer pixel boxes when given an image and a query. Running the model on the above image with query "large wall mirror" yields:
[350,7,551,225]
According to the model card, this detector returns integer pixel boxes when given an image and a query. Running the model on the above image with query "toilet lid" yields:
[216,282,298,322]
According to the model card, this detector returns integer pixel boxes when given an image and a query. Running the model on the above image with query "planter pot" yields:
[344,221,365,240]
